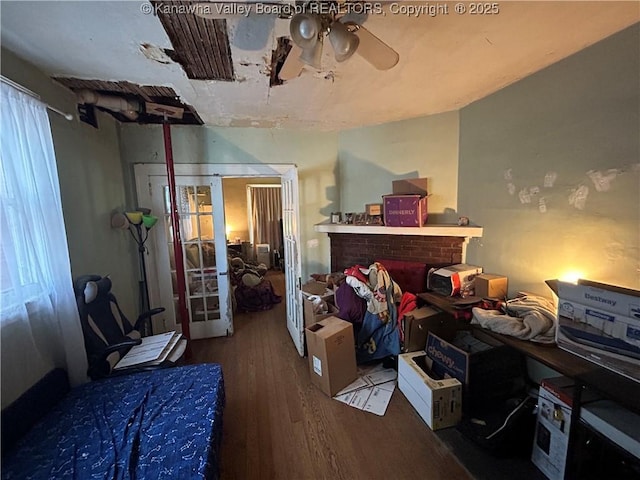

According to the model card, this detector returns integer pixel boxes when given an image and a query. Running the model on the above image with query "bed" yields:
[1,364,225,480]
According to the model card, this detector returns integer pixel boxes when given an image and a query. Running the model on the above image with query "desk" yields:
[471,326,640,413]
[472,326,640,480]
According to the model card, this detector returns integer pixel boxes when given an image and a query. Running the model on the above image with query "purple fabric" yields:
[335,283,367,324]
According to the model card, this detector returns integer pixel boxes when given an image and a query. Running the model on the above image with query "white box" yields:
[398,351,462,430]
[557,280,640,319]
[256,243,271,268]
[531,377,575,480]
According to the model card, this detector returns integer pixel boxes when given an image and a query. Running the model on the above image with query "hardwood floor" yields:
[189,272,473,480]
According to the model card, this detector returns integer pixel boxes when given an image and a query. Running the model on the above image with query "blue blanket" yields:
[2,364,225,480]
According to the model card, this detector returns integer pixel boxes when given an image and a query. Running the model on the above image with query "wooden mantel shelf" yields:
[314,222,483,238]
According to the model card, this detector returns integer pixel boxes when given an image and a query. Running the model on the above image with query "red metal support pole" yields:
[163,121,192,348]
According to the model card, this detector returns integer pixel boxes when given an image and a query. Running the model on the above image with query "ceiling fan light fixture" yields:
[299,35,324,70]
[328,21,360,62]
[290,13,322,50]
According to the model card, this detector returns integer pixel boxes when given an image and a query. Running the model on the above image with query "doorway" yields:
[134,164,305,355]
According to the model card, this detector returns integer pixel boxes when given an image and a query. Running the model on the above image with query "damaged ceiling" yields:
[1,1,638,130]
[52,77,203,124]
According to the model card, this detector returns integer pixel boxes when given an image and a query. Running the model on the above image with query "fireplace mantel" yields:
[314,222,483,238]
[315,223,483,267]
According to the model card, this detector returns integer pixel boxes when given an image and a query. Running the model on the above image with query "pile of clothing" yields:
[334,262,416,363]
[229,257,281,313]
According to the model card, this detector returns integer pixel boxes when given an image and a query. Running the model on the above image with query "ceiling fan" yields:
[193,1,399,81]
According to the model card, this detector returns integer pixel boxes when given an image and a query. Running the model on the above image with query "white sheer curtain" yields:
[0,82,88,406]
[250,186,282,253]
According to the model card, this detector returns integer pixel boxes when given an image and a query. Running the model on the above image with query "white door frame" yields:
[134,163,304,353]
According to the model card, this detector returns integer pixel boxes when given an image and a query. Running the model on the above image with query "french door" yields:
[282,168,304,355]
[148,175,232,339]
[135,163,304,354]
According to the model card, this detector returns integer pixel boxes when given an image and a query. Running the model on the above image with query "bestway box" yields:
[305,316,357,397]
[557,280,640,319]
[554,280,640,383]
[392,177,428,196]
[383,194,428,227]
[398,351,462,430]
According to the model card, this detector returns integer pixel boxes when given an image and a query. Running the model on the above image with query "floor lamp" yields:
[114,210,158,336]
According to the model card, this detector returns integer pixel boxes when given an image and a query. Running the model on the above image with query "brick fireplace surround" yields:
[328,233,465,272]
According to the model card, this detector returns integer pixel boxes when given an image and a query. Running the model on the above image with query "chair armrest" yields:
[135,307,166,331]
[88,338,142,380]
[102,338,142,355]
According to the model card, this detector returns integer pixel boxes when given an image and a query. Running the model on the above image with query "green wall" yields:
[1,49,139,315]
[117,124,339,280]
[458,24,640,294]
[338,111,460,223]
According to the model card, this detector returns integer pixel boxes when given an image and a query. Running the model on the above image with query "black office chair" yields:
[74,274,185,380]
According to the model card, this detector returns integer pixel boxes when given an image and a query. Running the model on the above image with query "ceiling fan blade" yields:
[352,24,399,70]
[279,44,304,81]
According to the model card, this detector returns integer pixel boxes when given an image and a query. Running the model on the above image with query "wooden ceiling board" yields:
[151,0,234,81]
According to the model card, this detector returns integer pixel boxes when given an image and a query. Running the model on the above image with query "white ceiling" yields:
[1,1,638,130]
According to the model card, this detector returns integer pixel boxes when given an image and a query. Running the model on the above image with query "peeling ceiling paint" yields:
[1,1,638,130]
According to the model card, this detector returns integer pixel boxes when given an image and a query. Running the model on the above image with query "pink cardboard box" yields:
[383,194,428,227]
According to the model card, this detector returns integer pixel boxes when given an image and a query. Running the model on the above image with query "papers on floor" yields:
[333,364,397,416]
[115,331,182,369]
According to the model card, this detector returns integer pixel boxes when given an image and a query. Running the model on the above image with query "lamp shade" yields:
[124,211,143,225]
[329,21,359,62]
[142,214,158,229]
[111,212,130,230]
[290,13,321,50]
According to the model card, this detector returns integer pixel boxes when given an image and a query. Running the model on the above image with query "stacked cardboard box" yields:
[383,177,429,227]
[301,280,338,328]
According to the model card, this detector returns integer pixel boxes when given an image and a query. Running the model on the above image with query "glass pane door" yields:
[151,176,232,339]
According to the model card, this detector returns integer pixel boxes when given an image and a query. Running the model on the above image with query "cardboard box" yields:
[402,306,456,353]
[301,280,331,297]
[303,296,339,328]
[383,194,428,227]
[398,351,462,430]
[426,332,525,412]
[557,280,640,319]
[555,316,640,383]
[302,280,338,327]
[475,274,508,299]
[554,281,640,383]
[392,177,428,196]
[531,377,575,480]
[365,203,383,216]
[305,317,357,397]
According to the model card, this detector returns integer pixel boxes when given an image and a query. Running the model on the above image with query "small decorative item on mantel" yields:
[366,214,384,226]
[354,212,367,225]
[344,212,354,224]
